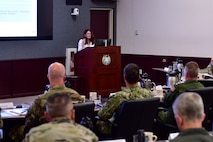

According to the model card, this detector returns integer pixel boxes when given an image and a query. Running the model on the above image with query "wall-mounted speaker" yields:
[66,0,82,5]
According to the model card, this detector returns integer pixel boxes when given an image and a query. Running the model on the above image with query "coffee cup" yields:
[0,129,3,139]
[89,92,97,101]
[81,95,86,103]
[156,85,163,97]
[144,132,157,142]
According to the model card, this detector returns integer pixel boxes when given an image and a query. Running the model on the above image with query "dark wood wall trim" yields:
[0,55,210,99]
[0,57,65,99]
[121,54,210,85]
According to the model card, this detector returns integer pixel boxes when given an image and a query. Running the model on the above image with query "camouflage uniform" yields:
[207,64,213,75]
[22,117,98,142]
[9,85,83,142]
[0,108,3,128]
[96,86,151,135]
[158,80,204,125]
[0,119,2,128]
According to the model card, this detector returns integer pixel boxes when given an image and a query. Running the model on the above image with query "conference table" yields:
[0,100,103,142]
[0,107,27,142]
[0,90,166,142]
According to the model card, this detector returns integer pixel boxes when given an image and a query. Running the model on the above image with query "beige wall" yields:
[117,0,213,58]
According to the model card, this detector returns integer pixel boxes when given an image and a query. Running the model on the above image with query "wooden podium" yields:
[74,46,121,97]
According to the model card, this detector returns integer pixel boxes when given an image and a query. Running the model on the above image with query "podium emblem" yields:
[102,54,111,66]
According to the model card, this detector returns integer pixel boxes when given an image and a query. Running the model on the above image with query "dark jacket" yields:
[170,128,213,142]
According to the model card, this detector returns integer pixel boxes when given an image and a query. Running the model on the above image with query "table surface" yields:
[1,107,28,119]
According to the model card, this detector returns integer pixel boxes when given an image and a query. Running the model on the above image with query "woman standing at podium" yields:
[78,29,95,52]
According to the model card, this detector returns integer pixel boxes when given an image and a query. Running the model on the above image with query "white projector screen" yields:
[0,0,37,37]
[0,0,52,40]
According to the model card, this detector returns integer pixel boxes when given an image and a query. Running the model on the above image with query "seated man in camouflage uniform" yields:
[207,57,213,75]
[0,108,2,128]
[158,61,204,125]
[96,63,151,135]
[23,92,98,142]
[9,62,83,141]
[24,62,83,133]
[200,57,213,75]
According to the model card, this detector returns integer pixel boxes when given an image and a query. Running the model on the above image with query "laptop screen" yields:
[95,39,111,47]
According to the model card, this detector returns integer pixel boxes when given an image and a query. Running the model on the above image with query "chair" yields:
[111,97,160,142]
[154,108,179,140]
[198,79,213,87]
[186,87,213,131]
[73,102,95,124]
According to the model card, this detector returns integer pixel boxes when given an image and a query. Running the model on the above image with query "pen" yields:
[9,111,20,115]
[9,110,27,115]
[20,110,27,113]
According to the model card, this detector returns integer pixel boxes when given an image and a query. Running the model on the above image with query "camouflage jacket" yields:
[23,117,98,142]
[97,86,151,135]
[158,80,204,125]
[163,80,204,107]
[25,85,83,134]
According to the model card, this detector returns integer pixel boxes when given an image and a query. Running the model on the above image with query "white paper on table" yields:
[0,102,14,109]
[3,108,28,116]
[168,132,179,140]
[99,139,126,142]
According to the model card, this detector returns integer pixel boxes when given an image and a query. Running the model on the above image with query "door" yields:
[90,8,114,43]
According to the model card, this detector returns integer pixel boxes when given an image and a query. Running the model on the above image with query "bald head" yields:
[47,62,65,86]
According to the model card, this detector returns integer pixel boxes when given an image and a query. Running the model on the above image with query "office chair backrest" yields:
[198,79,213,87]
[73,102,95,124]
[112,97,160,142]
[186,86,213,130]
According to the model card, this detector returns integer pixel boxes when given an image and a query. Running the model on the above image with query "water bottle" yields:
[137,129,145,142]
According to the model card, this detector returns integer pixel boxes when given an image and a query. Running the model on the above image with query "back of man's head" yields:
[48,62,65,80]
[123,63,139,84]
[46,92,73,119]
[173,92,204,123]
[184,61,199,79]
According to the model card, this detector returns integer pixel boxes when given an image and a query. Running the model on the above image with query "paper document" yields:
[168,132,179,140]
[0,102,14,109]
[3,108,28,116]
[99,139,126,142]
[202,74,213,79]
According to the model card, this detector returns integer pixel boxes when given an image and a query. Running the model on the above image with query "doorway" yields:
[90,8,114,44]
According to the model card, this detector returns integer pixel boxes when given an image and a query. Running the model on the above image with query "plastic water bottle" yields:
[137,129,145,142]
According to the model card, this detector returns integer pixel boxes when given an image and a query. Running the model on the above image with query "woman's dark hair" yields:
[82,29,95,44]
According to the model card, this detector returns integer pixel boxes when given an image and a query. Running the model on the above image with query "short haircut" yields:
[172,92,204,121]
[184,61,199,78]
[123,63,139,84]
[46,92,73,118]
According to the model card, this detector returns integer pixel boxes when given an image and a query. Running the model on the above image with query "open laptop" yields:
[94,39,111,47]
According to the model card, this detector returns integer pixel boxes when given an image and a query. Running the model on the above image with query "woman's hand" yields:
[82,38,86,45]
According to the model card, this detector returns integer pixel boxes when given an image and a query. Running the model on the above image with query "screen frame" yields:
[94,39,111,46]
[0,0,53,41]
